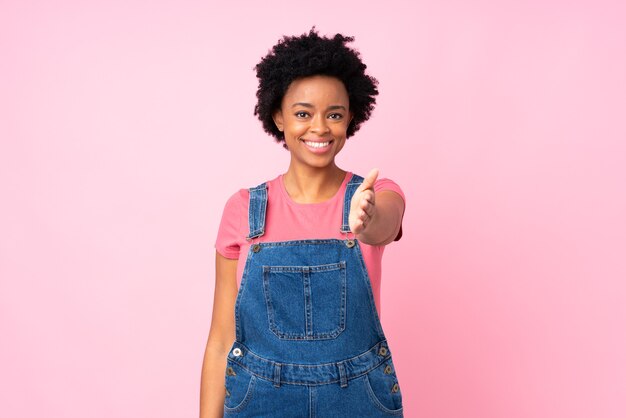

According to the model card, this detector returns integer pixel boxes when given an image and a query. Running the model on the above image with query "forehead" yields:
[282,75,349,105]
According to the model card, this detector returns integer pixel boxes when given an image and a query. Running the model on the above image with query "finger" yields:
[362,204,375,218]
[361,168,379,191]
[357,168,379,193]
[353,221,364,234]
[360,201,375,219]
[360,196,372,209]
[362,190,375,205]
[354,190,374,210]
[359,194,374,211]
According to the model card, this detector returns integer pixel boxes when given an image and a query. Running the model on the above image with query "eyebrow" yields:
[291,102,347,111]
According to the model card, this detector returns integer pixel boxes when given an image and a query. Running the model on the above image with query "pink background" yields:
[1,1,625,417]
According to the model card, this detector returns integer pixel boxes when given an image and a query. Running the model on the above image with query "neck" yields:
[282,163,347,204]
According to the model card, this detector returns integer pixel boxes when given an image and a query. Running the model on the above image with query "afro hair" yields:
[253,27,379,148]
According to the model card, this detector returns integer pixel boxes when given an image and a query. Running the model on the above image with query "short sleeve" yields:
[214,189,247,259]
[374,178,406,241]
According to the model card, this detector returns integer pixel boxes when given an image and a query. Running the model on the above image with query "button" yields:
[252,244,261,253]
[384,364,392,374]
[224,386,230,397]
[378,346,388,356]
[345,239,355,248]
[391,382,399,393]
[226,366,236,376]
[232,347,242,357]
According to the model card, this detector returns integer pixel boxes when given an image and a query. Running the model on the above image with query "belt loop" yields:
[337,361,348,388]
[273,363,281,388]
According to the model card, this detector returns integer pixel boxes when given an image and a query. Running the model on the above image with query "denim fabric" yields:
[224,174,404,417]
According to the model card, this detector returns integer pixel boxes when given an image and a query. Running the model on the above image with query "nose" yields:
[310,114,330,134]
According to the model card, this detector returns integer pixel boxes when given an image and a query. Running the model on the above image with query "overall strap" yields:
[341,174,364,233]
[247,182,268,239]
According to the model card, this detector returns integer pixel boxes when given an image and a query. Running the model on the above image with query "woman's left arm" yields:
[349,168,405,246]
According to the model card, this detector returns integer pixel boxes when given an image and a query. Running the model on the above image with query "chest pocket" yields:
[262,261,347,340]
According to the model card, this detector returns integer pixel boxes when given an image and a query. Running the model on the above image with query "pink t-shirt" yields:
[214,171,405,317]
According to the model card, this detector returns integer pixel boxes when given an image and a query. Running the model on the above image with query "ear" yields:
[272,109,284,132]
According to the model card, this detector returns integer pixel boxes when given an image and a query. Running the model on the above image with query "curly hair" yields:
[253,27,379,148]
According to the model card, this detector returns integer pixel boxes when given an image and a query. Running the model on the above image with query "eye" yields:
[295,111,309,118]
[328,113,344,120]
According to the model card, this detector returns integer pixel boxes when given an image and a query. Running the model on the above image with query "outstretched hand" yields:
[349,168,379,236]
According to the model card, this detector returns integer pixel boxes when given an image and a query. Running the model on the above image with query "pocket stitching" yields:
[363,373,404,415]
[262,262,347,340]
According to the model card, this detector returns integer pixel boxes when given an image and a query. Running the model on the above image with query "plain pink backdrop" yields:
[1,1,625,417]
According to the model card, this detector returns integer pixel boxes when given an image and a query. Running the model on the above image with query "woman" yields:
[200,28,406,417]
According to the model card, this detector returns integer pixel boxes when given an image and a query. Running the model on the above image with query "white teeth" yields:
[304,141,330,148]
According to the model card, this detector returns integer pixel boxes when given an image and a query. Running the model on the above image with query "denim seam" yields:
[304,268,312,336]
[263,261,345,272]
[247,183,267,239]
[227,341,392,385]
[341,174,364,232]
[233,340,388,366]
[233,245,255,342]
[230,359,391,386]
[253,239,354,247]
[309,385,315,418]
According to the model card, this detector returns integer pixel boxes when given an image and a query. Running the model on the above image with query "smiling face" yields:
[272,75,353,170]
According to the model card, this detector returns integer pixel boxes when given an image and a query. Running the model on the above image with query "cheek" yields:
[332,123,349,137]
[286,121,307,133]
[334,139,347,153]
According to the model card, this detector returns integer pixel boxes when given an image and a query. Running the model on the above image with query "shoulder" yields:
[220,188,248,218]
[226,188,249,205]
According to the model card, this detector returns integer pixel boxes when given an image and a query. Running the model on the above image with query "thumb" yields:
[359,168,379,191]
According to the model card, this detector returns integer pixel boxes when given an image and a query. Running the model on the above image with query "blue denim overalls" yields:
[224,174,404,417]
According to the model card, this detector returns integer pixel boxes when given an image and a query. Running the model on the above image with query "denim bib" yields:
[224,174,404,417]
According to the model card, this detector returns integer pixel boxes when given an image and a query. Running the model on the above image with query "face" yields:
[272,75,353,170]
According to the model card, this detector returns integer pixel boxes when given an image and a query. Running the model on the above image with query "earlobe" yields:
[273,110,284,132]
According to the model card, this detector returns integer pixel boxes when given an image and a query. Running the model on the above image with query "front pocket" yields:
[262,261,347,340]
[224,359,256,413]
[363,361,404,415]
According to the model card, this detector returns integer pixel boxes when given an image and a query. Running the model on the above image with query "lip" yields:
[300,138,333,154]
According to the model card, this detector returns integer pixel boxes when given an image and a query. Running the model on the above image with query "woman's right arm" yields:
[199,251,239,418]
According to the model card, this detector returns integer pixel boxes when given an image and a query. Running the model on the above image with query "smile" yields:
[300,139,333,154]
[304,140,331,148]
